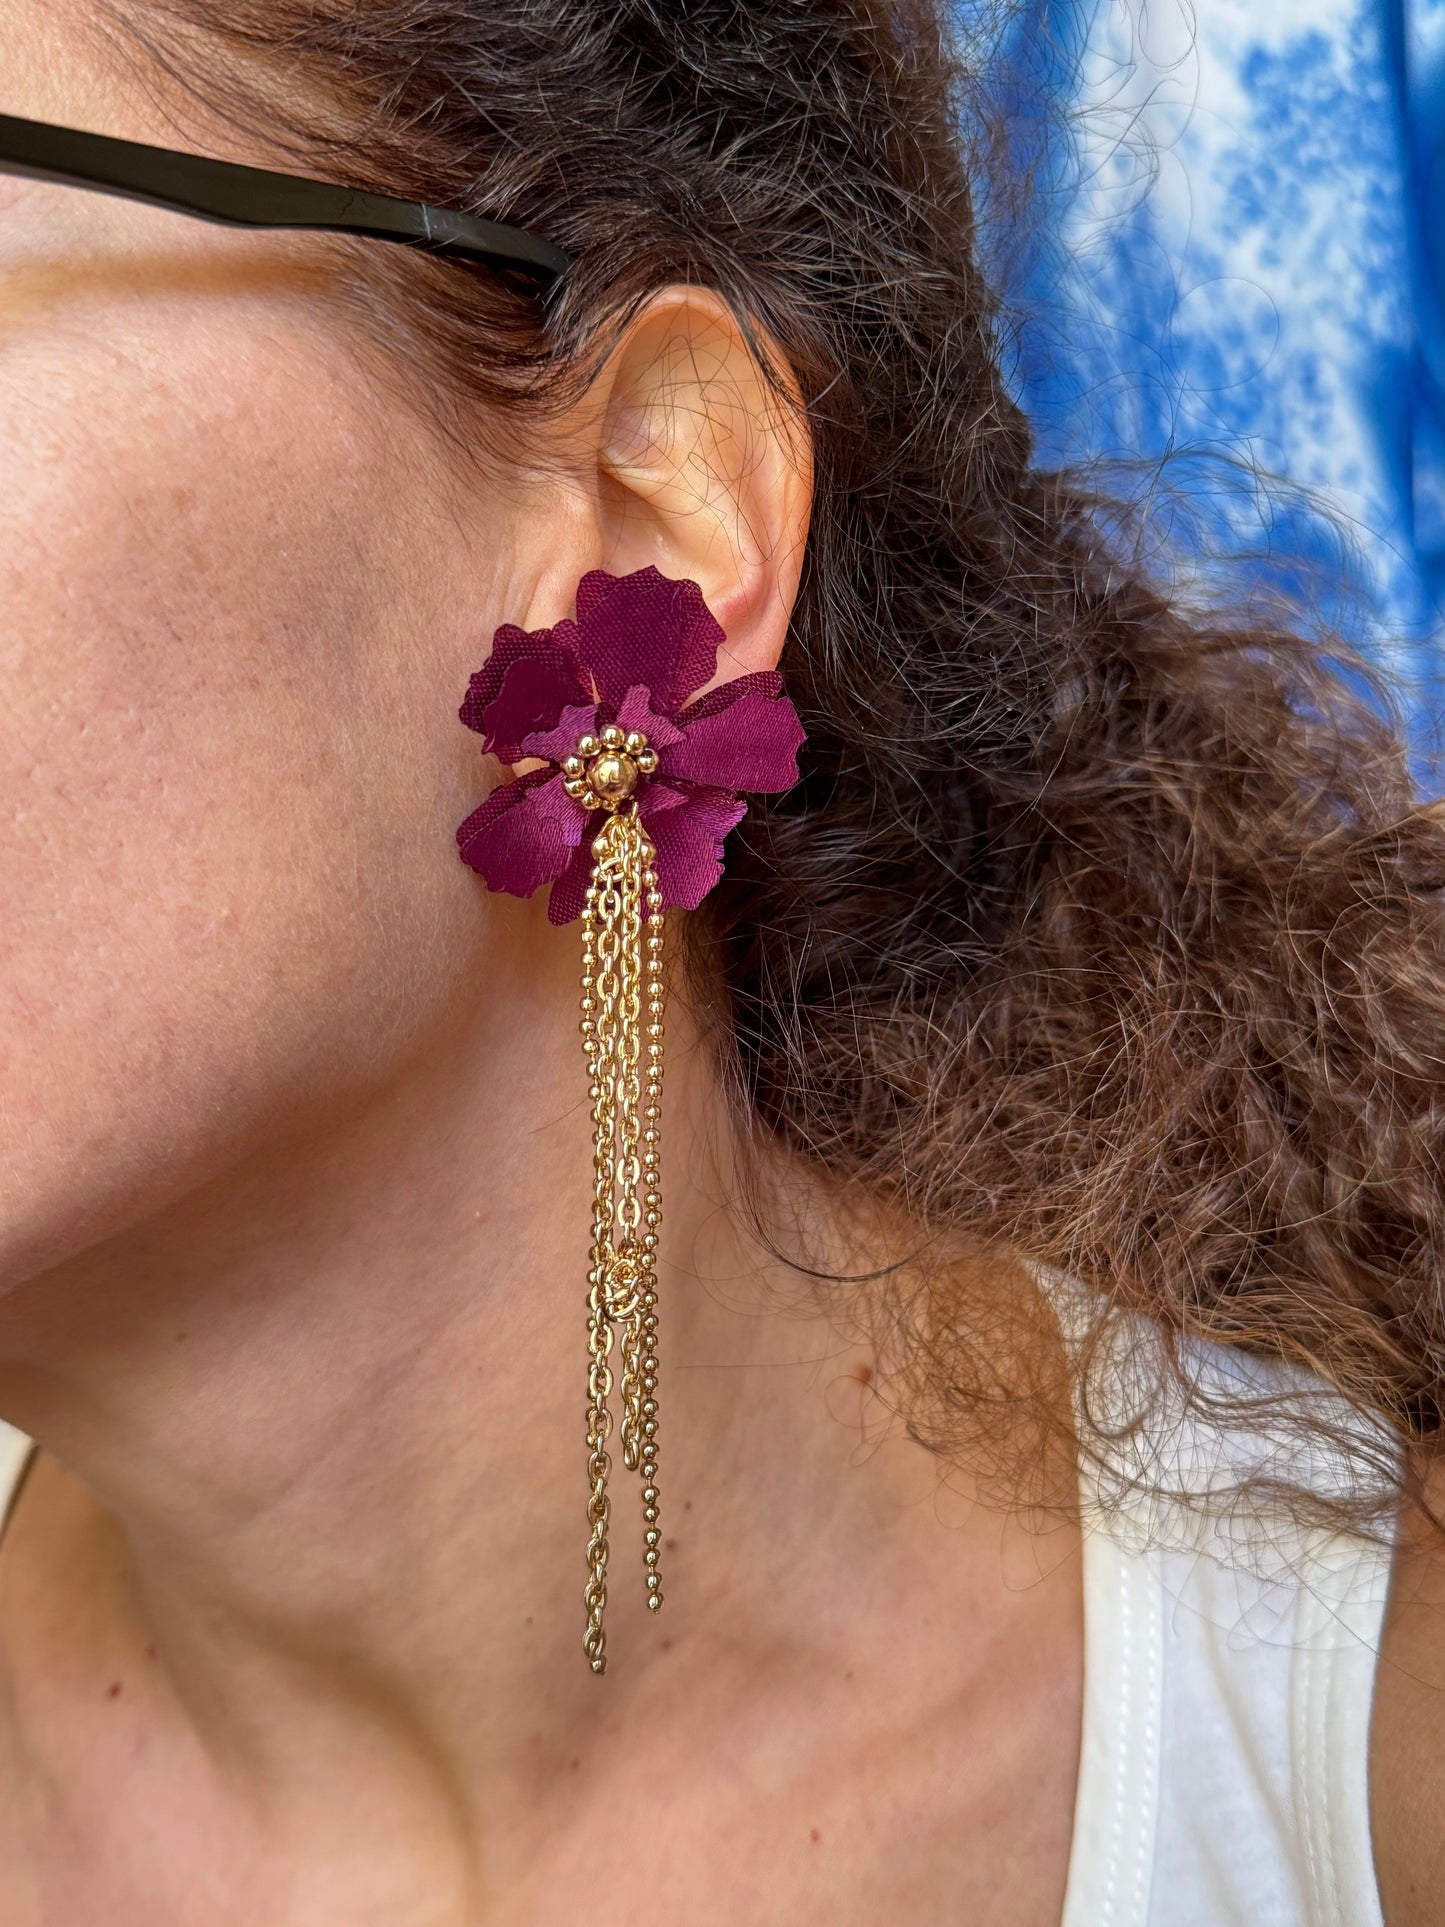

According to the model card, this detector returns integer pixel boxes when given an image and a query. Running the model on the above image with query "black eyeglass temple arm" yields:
[0,112,571,287]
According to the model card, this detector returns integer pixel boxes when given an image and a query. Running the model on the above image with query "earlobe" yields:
[594,287,812,685]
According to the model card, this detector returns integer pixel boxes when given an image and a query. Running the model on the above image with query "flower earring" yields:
[454,566,806,1672]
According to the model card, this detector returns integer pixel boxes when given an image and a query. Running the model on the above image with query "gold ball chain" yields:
[577,791,665,1673]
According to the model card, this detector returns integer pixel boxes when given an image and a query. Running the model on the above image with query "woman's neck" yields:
[0,931,1082,1918]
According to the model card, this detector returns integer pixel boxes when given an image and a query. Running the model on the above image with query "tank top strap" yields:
[1064,1489,1164,1927]
[0,1420,39,1546]
[1036,1270,1397,1927]
[1063,1468,1392,1925]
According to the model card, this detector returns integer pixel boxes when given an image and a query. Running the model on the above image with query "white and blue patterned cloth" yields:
[976,0,1445,764]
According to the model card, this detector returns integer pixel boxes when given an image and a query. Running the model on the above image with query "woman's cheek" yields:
[0,307,478,1289]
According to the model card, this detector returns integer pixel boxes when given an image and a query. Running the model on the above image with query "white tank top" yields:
[1053,1277,1396,1927]
[0,1329,1396,1925]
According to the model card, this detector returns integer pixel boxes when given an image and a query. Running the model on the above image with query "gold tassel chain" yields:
[579,804,664,1674]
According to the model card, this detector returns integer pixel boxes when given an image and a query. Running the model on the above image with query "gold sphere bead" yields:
[636,748,659,774]
[577,733,600,758]
[562,754,585,777]
[601,723,625,749]
[624,730,647,755]
[588,750,638,804]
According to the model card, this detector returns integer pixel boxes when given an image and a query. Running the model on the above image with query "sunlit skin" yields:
[0,5,1095,1924]
[8,2,1445,1922]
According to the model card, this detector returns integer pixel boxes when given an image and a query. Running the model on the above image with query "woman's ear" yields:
[582,287,812,686]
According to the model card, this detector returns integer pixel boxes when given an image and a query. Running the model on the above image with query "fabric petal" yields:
[520,701,599,763]
[658,684,806,794]
[573,572,614,626]
[634,777,689,817]
[546,831,603,926]
[460,625,580,739]
[456,769,583,900]
[615,684,685,750]
[637,781,748,911]
[458,623,535,728]
[677,668,783,724]
[479,656,586,762]
[573,567,725,715]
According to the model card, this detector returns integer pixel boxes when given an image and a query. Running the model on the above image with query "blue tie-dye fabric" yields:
[976,0,1445,766]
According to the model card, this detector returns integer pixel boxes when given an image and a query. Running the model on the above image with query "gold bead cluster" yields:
[562,723,659,812]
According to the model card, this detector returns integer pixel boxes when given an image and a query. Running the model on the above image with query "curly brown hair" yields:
[96,0,1445,1529]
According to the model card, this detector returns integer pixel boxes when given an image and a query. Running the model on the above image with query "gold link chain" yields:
[578,806,665,1673]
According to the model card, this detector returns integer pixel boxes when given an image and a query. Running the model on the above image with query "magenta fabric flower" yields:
[454,567,806,923]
